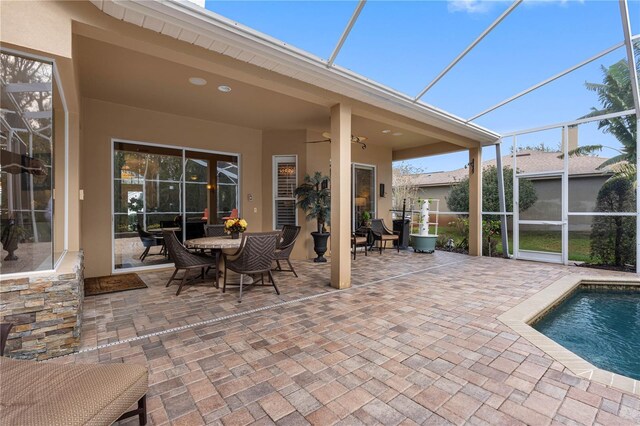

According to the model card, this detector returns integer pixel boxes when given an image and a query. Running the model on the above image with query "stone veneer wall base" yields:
[0,251,84,360]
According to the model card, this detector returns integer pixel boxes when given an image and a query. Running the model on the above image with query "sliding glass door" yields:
[113,141,239,271]
[352,164,376,229]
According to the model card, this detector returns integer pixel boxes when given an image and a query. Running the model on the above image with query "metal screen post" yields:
[495,141,509,258]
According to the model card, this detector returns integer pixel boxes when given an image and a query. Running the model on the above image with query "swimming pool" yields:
[533,288,640,381]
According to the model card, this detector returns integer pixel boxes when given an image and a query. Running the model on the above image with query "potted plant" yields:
[361,210,372,227]
[294,172,330,262]
[224,218,248,239]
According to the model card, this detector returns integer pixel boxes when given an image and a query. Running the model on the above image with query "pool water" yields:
[533,288,640,381]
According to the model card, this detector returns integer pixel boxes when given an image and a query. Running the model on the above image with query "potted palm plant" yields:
[294,172,330,262]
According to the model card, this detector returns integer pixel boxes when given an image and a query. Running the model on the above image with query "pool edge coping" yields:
[498,275,640,396]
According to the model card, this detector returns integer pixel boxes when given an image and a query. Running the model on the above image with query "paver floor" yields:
[58,250,640,425]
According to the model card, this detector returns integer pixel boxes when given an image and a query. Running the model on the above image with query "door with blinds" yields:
[273,155,298,229]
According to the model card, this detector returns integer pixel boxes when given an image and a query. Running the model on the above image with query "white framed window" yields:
[273,155,297,229]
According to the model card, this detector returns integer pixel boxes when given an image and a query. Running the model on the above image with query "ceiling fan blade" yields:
[305,139,331,144]
[321,132,332,139]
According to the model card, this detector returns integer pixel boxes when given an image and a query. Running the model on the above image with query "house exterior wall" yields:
[262,130,393,260]
[81,98,263,278]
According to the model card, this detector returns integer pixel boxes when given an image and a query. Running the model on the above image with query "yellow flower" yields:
[239,219,248,228]
[225,219,234,228]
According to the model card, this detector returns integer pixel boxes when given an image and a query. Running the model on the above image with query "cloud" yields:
[447,0,494,14]
[447,0,584,15]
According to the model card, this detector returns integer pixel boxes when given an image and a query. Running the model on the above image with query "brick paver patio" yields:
[58,251,640,425]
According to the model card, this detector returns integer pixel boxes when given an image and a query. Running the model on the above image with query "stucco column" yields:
[330,103,352,289]
[468,146,482,256]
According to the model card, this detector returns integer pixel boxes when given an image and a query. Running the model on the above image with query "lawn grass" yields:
[436,225,591,262]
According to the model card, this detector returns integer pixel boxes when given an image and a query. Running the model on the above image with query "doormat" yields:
[84,273,147,296]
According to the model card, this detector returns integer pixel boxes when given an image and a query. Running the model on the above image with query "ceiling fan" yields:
[305,132,367,150]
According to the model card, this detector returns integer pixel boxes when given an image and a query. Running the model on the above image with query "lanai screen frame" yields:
[325,0,640,271]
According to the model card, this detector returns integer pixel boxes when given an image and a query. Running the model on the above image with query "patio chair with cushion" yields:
[352,232,369,260]
[162,230,218,295]
[223,232,280,302]
[273,225,301,277]
[0,324,148,426]
[137,229,165,262]
[222,208,238,221]
[370,219,400,254]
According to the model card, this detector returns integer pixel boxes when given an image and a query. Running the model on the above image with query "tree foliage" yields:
[567,47,639,178]
[590,176,636,267]
[446,166,537,218]
[392,162,425,210]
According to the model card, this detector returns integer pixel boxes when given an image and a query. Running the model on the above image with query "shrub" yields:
[590,176,636,267]
[447,166,537,219]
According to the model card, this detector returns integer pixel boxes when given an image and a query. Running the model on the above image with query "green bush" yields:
[590,176,636,267]
[447,166,537,219]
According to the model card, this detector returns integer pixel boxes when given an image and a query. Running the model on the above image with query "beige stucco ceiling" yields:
[75,35,442,150]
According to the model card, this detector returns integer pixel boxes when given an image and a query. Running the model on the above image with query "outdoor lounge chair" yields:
[137,228,165,262]
[163,230,218,295]
[223,232,280,302]
[273,225,301,277]
[0,324,148,426]
[370,219,400,254]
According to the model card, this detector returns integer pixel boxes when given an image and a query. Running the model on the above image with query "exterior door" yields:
[352,164,376,230]
[514,172,566,264]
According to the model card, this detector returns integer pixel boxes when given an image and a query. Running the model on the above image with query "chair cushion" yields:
[353,237,368,244]
[380,235,399,241]
[0,357,148,426]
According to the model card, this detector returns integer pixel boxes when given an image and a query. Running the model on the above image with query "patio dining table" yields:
[184,236,252,287]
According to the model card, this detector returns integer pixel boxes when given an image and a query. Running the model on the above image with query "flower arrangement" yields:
[224,218,247,238]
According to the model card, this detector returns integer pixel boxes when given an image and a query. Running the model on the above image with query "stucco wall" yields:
[80,98,263,278]
[262,130,393,260]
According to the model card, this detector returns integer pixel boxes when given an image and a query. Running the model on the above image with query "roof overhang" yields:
[90,0,501,146]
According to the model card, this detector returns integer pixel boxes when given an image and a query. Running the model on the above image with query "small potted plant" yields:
[224,218,248,239]
[294,172,330,262]
[361,211,372,227]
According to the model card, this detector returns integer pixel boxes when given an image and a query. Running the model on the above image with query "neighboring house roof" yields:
[91,0,500,145]
[410,150,615,187]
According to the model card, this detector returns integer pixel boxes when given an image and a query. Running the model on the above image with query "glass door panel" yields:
[216,160,239,223]
[352,164,376,229]
[113,143,181,270]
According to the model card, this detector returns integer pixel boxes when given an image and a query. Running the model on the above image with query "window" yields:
[0,51,66,274]
[113,141,239,271]
[273,155,297,229]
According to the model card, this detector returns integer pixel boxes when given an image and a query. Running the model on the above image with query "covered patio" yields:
[61,251,639,425]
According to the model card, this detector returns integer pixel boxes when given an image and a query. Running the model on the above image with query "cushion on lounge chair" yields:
[380,235,399,240]
[0,357,148,426]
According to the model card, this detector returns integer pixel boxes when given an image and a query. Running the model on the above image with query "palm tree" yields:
[567,45,639,181]
[294,172,330,233]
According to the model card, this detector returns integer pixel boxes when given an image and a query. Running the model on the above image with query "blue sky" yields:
[204,0,639,172]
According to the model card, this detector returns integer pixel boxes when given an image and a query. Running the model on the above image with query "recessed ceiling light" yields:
[218,85,232,93]
[189,77,207,86]
[381,129,391,134]
[392,132,403,136]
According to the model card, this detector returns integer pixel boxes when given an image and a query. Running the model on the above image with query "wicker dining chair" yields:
[162,230,218,295]
[223,232,280,303]
[204,224,226,237]
[370,219,400,254]
[273,225,301,277]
